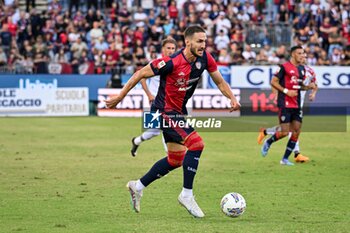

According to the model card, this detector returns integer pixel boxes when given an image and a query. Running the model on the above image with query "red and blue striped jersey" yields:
[275,61,306,109]
[150,48,217,114]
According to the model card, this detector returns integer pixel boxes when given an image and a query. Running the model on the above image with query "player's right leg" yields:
[126,142,185,213]
[177,131,205,218]
[131,129,161,156]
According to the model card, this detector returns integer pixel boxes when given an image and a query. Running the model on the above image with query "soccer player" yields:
[257,52,318,163]
[260,46,316,166]
[131,38,177,157]
[105,26,240,217]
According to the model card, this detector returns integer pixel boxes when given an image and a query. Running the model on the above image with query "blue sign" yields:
[143,110,162,129]
[0,75,110,101]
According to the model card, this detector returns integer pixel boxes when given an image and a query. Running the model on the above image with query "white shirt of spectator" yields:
[134,12,148,22]
[196,1,212,13]
[242,50,256,61]
[215,14,232,35]
[90,28,103,43]
[68,33,80,43]
[237,12,250,22]
[141,0,154,10]
[310,3,320,16]
[214,34,230,51]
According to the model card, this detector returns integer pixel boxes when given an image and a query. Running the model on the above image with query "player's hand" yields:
[287,90,298,97]
[308,83,316,90]
[148,94,155,105]
[309,93,316,101]
[105,95,122,109]
[230,99,241,112]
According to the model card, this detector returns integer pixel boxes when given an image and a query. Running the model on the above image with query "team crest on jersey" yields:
[195,61,201,69]
[281,116,286,122]
[175,78,186,87]
[157,60,166,69]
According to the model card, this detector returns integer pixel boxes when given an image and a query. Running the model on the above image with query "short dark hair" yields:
[161,37,177,48]
[184,25,206,39]
[290,45,304,54]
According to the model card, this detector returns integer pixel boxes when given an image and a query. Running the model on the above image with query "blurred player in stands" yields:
[258,52,318,163]
[130,38,177,157]
[260,46,316,165]
[106,26,240,217]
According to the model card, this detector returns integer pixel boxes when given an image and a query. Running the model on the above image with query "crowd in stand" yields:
[0,0,349,75]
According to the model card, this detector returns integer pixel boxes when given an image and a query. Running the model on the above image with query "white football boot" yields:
[178,194,205,218]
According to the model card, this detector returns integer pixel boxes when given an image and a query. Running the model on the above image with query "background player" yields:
[105,26,240,218]
[131,38,177,156]
[260,46,316,166]
[257,52,318,163]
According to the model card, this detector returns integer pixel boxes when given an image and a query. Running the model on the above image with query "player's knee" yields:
[167,150,186,167]
[184,132,205,151]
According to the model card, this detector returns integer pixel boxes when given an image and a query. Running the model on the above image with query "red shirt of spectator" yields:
[7,22,17,37]
[168,1,178,19]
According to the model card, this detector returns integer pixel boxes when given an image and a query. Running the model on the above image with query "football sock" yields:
[266,132,281,145]
[135,180,145,192]
[183,150,202,189]
[180,187,193,198]
[283,137,298,160]
[293,140,300,157]
[140,157,176,187]
[266,126,280,135]
[134,136,144,145]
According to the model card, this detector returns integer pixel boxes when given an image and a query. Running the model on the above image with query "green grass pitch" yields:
[0,117,349,233]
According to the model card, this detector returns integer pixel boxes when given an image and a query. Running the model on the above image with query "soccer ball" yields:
[220,192,246,217]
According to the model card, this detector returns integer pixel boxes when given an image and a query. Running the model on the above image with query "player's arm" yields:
[105,64,155,108]
[271,65,298,97]
[309,82,318,101]
[209,70,240,112]
[271,76,297,97]
[140,79,155,104]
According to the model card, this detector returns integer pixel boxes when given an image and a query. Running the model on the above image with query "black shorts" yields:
[160,111,195,144]
[278,108,303,124]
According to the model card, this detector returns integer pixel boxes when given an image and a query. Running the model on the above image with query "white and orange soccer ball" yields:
[220,192,246,217]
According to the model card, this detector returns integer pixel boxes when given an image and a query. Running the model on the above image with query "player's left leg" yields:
[131,129,162,157]
[280,112,302,165]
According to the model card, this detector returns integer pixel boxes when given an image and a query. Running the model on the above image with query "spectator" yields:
[217,48,232,65]
[71,37,88,60]
[94,36,109,51]
[0,24,12,51]
[330,47,342,65]
[256,48,269,64]
[54,48,69,63]
[317,49,331,65]
[242,44,256,63]
[89,21,104,44]
[214,29,230,51]
[133,7,148,24]
[214,11,231,35]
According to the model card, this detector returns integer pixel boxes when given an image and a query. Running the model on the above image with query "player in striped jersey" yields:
[258,52,318,163]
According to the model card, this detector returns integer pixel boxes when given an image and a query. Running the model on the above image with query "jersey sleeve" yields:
[206,52,218,73]
[274,64,285,80]
[309,67,317,83]
[150,57,172,76]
